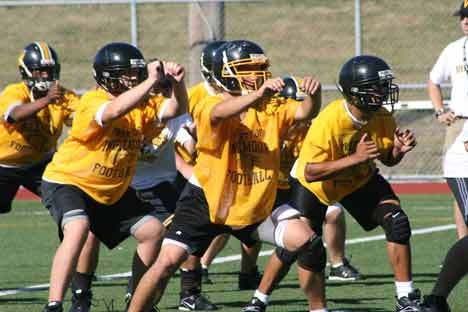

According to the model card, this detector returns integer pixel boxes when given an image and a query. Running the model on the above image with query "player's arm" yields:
[381,128,417,167]
[304,133,379,182]
[294,76,321,121]
[210,78,285,125]
[8,81,63,123]
[175,151,193,180]
[159,62,188,122]
[101,61,162,124]
[428,79,454,125]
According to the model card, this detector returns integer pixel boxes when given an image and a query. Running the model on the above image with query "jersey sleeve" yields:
[69,92,109,142]
[429,45,451,85]
[194,96,226,152]
[0,85,27,120]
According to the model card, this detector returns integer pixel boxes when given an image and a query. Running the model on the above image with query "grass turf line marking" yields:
[0,223,456,297]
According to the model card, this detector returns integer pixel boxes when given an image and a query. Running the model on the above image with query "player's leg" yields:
[239,241,262,290]
[324,203,361,281]
[200,233,230,284]
[446,178,468,239]
[41,182,91,312]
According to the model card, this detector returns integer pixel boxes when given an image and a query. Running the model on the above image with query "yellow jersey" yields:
[0,82,79,167]
[296,99,396,205]
[188,81,217,118]
[193,95,300,226]
[43,88,166,205]
[278,121,309,190]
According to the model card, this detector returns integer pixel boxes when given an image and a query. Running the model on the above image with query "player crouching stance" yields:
[126,40,323,312]
[40,42,187,312]
[291,55,419,312]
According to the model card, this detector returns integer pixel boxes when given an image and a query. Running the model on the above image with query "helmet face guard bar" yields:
[350,80,399,112]
[221,57,272,94]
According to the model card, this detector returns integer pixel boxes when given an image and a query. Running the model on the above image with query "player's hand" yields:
[437,110,456,126]
[256,78,285,98]
[147,60,165,84]
[394,128,417,154]
[163,61,185,83]
[301,76,321,96]
[45,81,63,102]
[353,133,380,163]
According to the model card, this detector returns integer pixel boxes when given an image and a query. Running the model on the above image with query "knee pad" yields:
[296,234,326,272]
[379,203,412,244]
[275,247,298,266]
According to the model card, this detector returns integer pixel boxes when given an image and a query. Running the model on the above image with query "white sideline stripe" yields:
[0,224,456,297]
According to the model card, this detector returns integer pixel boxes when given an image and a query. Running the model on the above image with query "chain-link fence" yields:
[0,0,463,179]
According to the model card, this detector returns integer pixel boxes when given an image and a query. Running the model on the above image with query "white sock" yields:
[201,264,208,270]
[395,280,414,299]
[253,290,269,304]
[309,309,328,312]
[331,261,344,268]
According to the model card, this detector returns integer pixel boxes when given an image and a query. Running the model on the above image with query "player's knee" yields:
[296,234,326,272]
[275,247,297,266]
[378,203,411,244]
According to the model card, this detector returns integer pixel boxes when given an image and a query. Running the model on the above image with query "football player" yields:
[40,42,187,312]
[288,55,419,312]
[0,42,79,215]
[126,39,322,312]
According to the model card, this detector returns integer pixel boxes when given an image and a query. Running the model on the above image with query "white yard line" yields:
[0,224,456,297]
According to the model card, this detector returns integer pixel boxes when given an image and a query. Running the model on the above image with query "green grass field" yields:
[0,194,466,312]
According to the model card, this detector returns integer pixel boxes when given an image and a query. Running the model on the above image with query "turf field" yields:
[0,194,466,312]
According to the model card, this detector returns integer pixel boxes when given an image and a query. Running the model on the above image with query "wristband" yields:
[434,108,446,118]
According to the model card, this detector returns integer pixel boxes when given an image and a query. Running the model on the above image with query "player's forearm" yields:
[383,147,405,167]
[297,87,321,121]
[9,98,50,122]
[175,152,193,180]
[304,155,360,182]
[210,92,261,124]
[101,78,156,123]
[161,81,188,122]
[427,79,444,110]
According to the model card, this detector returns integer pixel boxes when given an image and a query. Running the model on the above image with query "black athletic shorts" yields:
[446,177,468,226]
[135,181,181,224]
[290,172,399,234]
[42,181,155,249]
[165,183,260,257]
[0,156,51,213]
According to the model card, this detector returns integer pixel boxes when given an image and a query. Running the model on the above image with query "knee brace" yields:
[378,203,412,244]
[275,247,298,266]
[296,234,326,272]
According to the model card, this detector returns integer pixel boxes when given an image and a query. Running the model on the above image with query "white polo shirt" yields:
[444,119,468,177]
[430,36,468,117]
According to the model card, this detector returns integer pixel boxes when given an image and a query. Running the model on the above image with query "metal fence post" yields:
[130,0,138,47]
[355,0,362,56]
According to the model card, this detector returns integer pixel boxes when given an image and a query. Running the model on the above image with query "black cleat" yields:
[240,297,266,312]
[43,302,63,312]
[69,289,92,312]
[238,267,262,290]
[328,258,362,281]
[421,295,451,312]
[179,293,218,311]
[395,289,422,312]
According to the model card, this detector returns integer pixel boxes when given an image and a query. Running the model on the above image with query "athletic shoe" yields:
[395,289,422,312]
[328,258,362,281]
[240,297,266,312]
[179,293,218,311]
[238,267,262,290]
[69,289,92,312]
[421,295,451,312]
[43,302,63,312]
[202,268,213,284]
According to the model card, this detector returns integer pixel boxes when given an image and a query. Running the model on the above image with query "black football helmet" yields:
[279,76,305,101]
[18,41,60,92]
[200,40,227,83]
[93,42,147,94]
[212,40,271,94]
[338,55,399,111]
